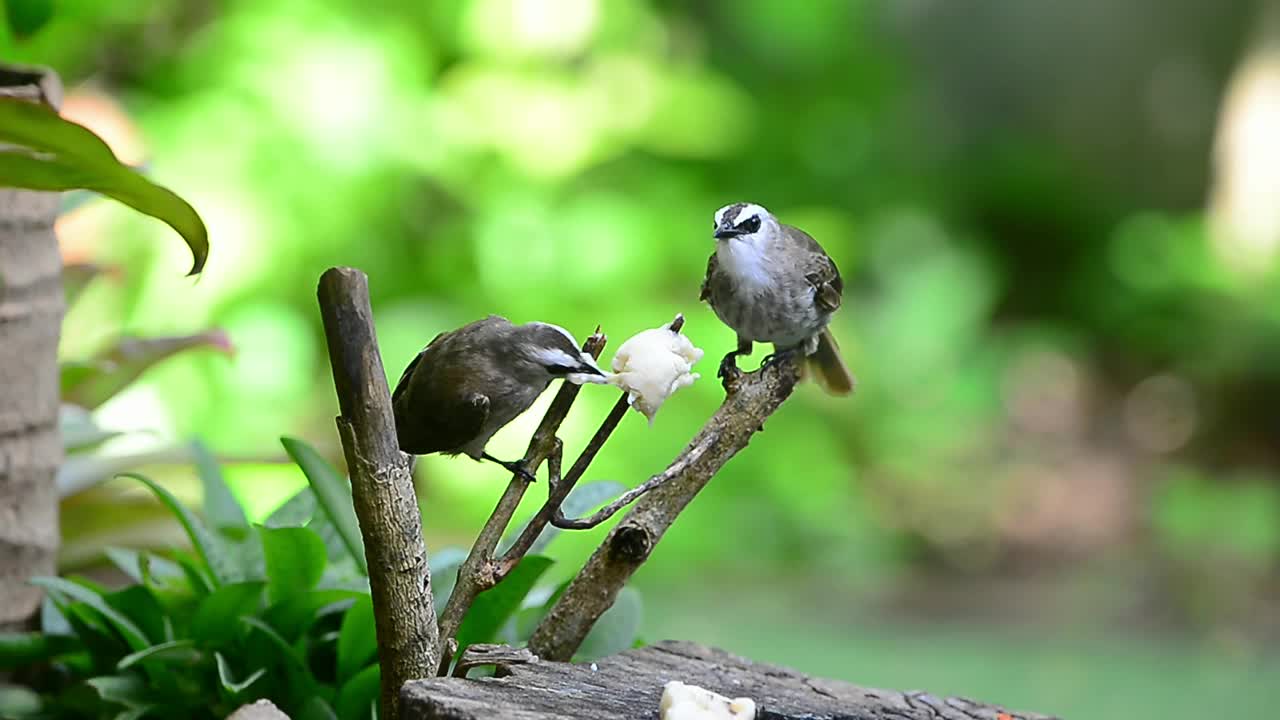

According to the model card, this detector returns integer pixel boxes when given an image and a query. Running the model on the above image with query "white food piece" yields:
[659,680,756,720]
[607,323,703,424]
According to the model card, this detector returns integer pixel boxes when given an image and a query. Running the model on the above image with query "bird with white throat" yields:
[700,202,855,395]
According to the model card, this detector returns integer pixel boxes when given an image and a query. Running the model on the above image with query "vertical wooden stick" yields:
[317,267,438,720]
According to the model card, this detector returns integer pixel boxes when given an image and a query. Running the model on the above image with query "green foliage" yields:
[2,0,53,39]
[6,437,644,718]
[0,96,207,274]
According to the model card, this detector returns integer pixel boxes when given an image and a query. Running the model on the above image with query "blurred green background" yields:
[11,0,1280,717]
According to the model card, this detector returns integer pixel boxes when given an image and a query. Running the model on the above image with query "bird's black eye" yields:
[739,216,761,233]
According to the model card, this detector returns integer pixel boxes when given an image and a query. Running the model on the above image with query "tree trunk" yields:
[0,65,64,630]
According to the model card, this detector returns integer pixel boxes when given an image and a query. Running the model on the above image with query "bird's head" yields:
[713,202,779,246]
[514,322,608,385]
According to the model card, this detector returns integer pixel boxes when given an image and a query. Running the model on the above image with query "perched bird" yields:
[392,316,606,479]
[700,202,855,395]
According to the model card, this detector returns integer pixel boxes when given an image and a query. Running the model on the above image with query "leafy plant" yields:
[0,96,207,274]
[0,438,643,719]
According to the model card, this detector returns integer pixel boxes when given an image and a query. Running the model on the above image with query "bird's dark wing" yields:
[426,392,490,455]
[787,225,843,314]
[699,252,718,302]
[393,330,491,455]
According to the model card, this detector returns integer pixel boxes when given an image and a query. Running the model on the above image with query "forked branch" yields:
[528,356,804,661]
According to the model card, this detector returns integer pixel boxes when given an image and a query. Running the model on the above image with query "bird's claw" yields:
[717,353,743,381]
[760,348,799,371]
[509,462,536,483]
[486,453,537,482]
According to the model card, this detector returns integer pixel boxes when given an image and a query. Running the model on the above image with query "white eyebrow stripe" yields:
[533,346,579,368]
[734,203,768,226]
[714,204,734,226]
[529,321,580,348]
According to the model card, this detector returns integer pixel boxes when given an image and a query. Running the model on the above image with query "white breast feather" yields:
[719,238,772,291]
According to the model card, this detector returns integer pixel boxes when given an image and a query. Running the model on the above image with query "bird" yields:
[700,202,855,395]
[392,315,607,480]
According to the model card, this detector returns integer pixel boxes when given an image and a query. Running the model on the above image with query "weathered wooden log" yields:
[400,640,1058,720]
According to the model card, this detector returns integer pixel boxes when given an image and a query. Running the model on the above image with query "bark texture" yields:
[401,640,1058,720]
[528,361,802,661]
[317,267,439,720]
[0,65,64,630]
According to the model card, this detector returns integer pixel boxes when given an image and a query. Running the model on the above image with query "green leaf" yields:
[57,444,195,498]
[103,586,165,645]
[3,0,54,39]
[113,706,155,720]
[576,586,643,661]
[61,331,234,411]
[215,652,266,695]
[103,548,143,584]
[281,437,367,575]
[264,589,363,642]
[169,551,215,595]
[121,473,224,587]
[0,632,80,668]
[0,97,208,275]
[59,404,123,454]
[500,481,627,556]
[116,639,197,670]
[29,577,149,652]
[0,685,42,718]
[190,582,265,646]
[239,617,307,672]
[86,674,151,709]
[40,595,72,636]
[267,488,317,528]
[335,663,380,720]
[337,596,376,683]
[455,555,554,651]
[192,440,247,532]
[258,526,328,604]
[296,697,339,720]
[510,580,568,644]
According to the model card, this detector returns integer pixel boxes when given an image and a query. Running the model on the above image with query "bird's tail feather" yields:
[807,328,854,396]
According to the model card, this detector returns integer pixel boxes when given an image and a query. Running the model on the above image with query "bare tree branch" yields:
[494,314,688,572]
[527,358,803,661]
[494,394,629,575]
[435,331,607,667]
[550,438,713,530]
[317,267,438,720]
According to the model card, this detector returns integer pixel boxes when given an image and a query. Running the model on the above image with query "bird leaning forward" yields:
[392,315,608,480]
[700,202,855,396]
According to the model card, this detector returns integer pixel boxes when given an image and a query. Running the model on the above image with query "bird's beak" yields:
[714,226,741,240]
[566,354,609,385]
[579,354,606,377]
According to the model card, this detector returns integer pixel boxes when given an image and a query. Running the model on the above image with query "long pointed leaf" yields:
[281,438,367,575]
[116,639,197,670]
[215,652,266,695]
[28,578,149,652]
[336,596,376,683]
[192,440,247,532]
[120,473,224,587]
[0,97,208,275]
